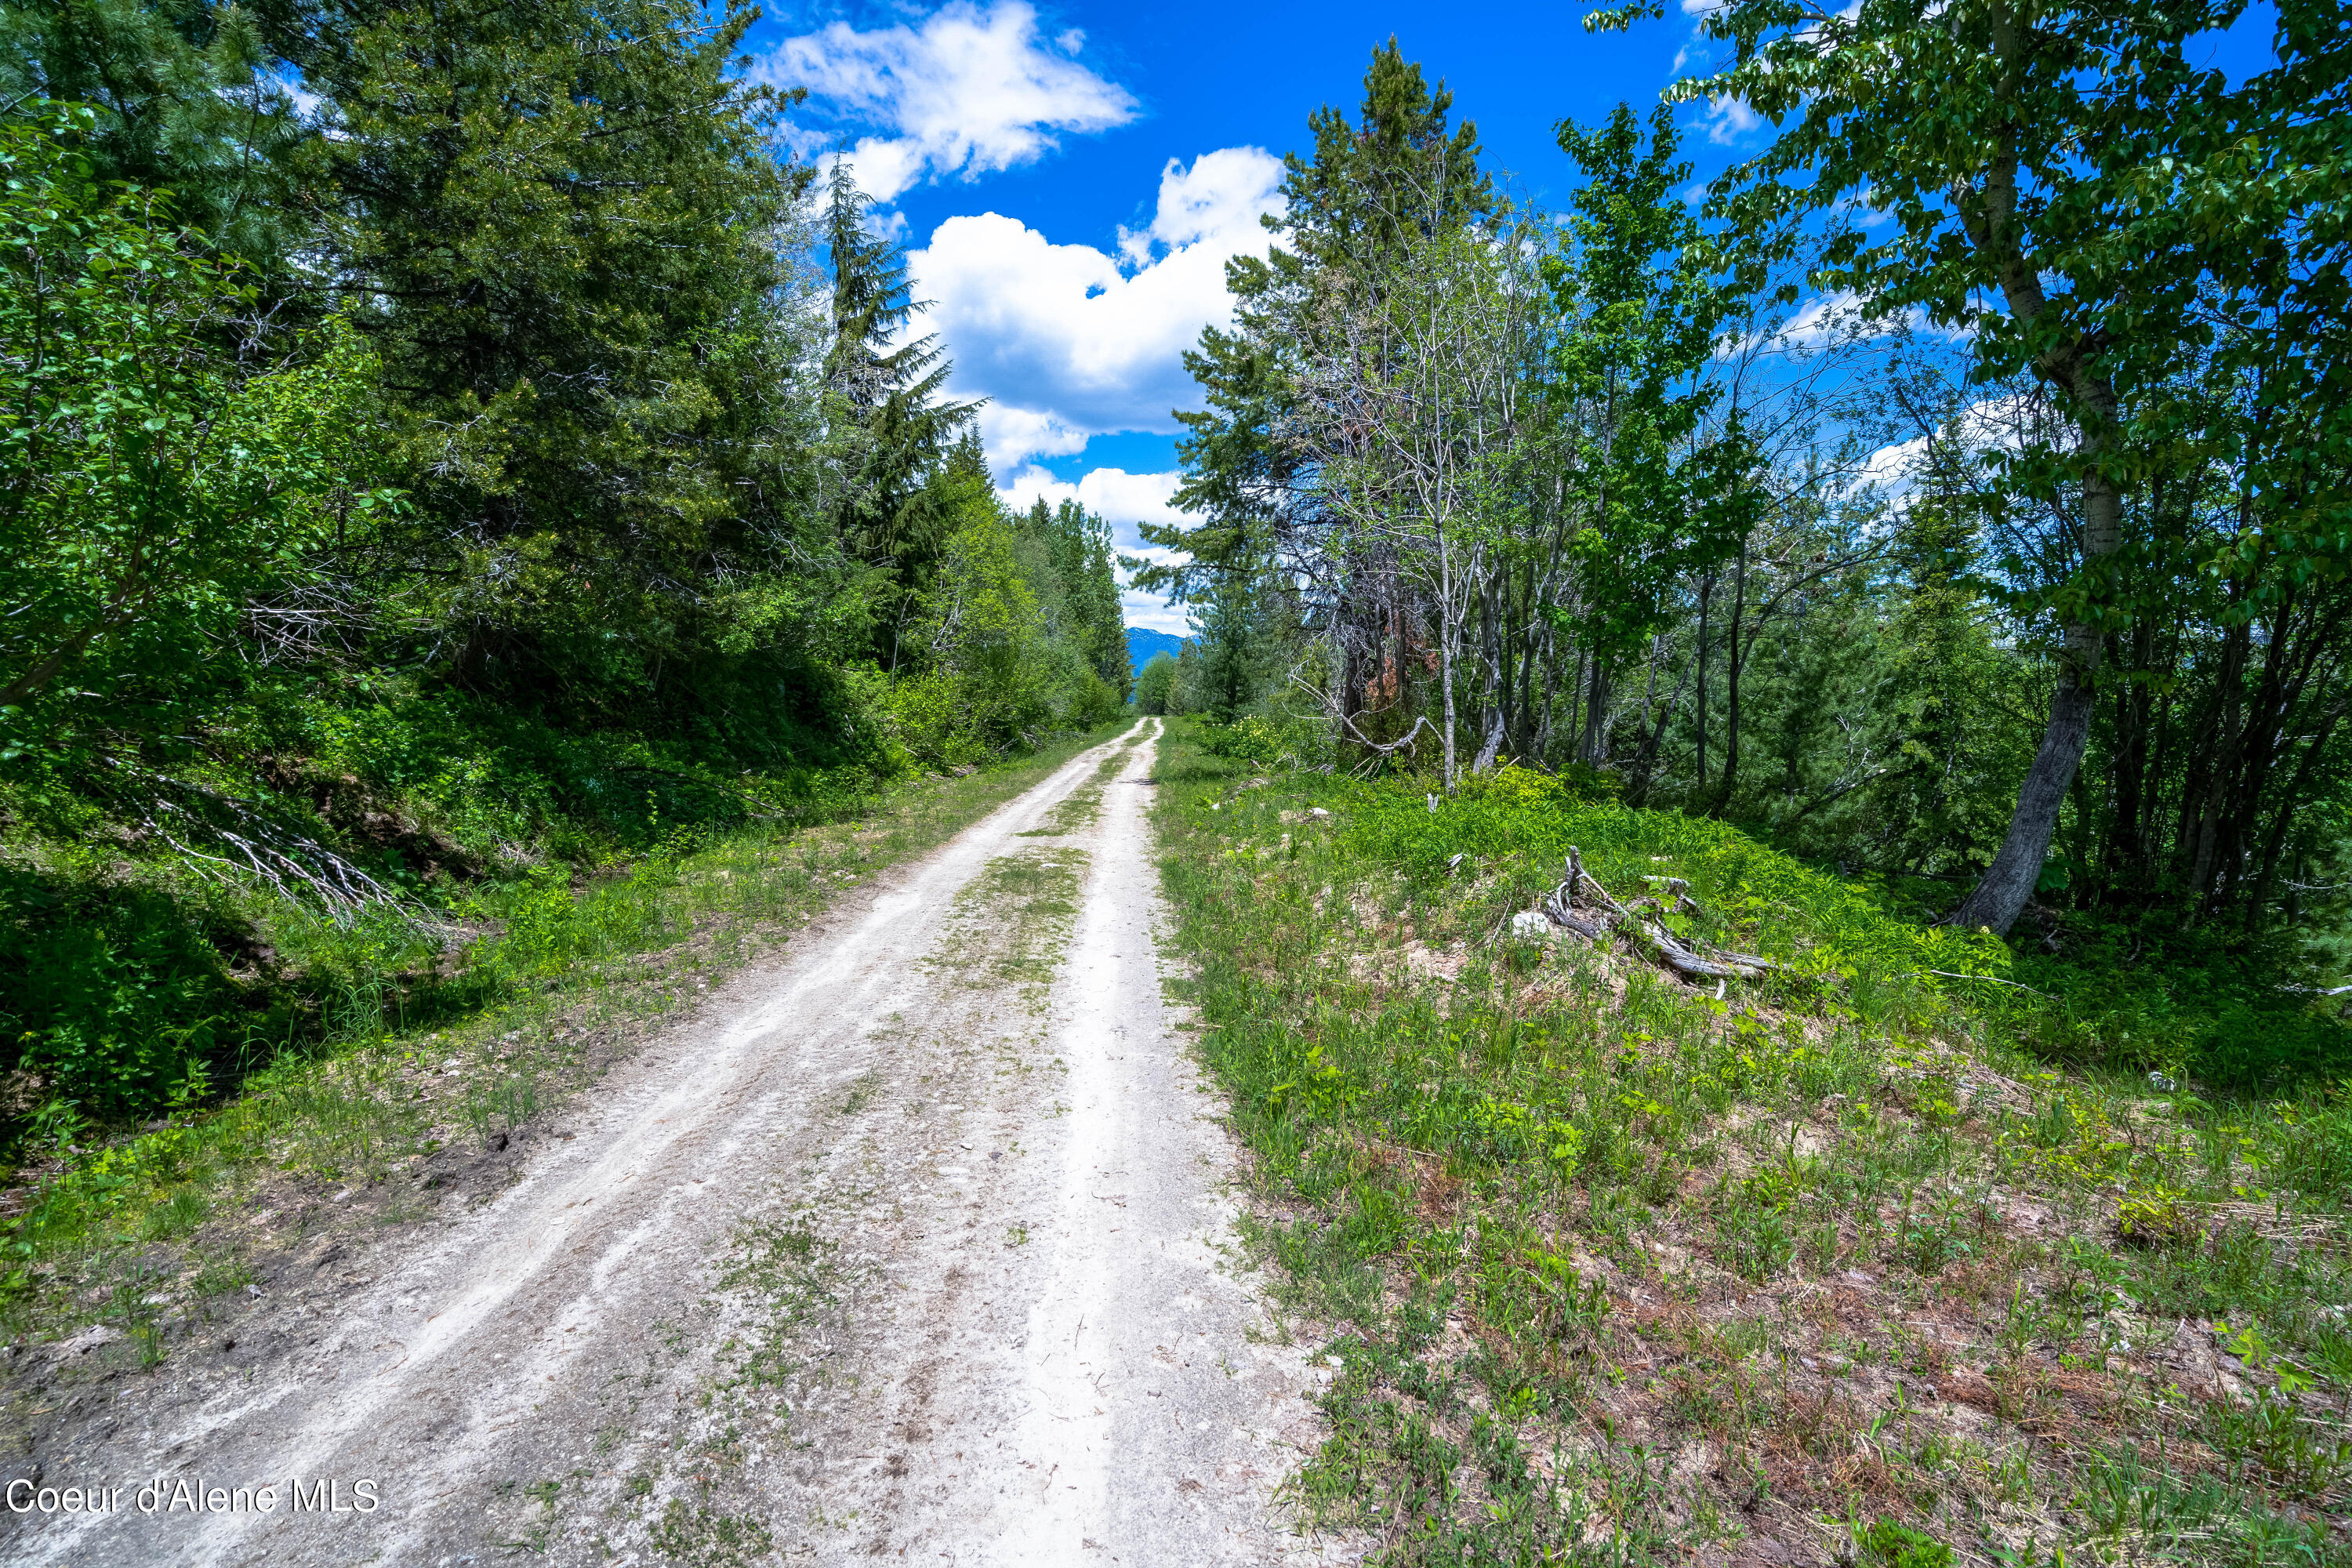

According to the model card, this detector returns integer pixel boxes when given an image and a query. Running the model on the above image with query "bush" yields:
[1134,652,1176,715]
[1195,711,1334,770]
[0,873,248,1116]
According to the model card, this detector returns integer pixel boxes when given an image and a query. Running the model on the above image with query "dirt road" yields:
[9,720,1342,1566]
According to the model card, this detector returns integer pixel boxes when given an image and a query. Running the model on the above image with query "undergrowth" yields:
[1153,720,2352,1566]
[0,723,1123,1356]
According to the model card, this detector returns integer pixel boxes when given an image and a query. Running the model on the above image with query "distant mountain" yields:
[1126,627,1185,670]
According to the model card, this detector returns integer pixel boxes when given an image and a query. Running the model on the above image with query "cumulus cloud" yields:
[1777,290,1895,348]
[1719,289,1973,360]
[976,407,1090,465]
[1852,394,2038,519]
[1698,94,1765,144]
[756,2,1136,200]
[999,465,1189,531]
[998,466,1196,633]
[912,147,1286,470]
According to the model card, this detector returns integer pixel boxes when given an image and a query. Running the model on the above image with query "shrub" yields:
[0,874,246,1116]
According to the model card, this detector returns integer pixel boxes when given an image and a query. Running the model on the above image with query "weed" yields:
[143,1188,209,1242]
[1149,718,2352,1564]
[648,1498,775,1566]
[1856,1517,1951,1568]
[0,727,1126,1348]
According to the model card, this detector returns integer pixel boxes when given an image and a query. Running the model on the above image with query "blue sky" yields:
[737,2,2278,634]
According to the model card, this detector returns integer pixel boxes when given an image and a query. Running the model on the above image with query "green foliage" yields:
[0,0,312,278]
[821,163,971,633]
[1543,103,1748,669]
[0,108,390,723]
[1133,652,1178,715]
[0,6,1127,1145]
[1196,712,1332,771]
[0,869,243,1116]
[1343,770,2011,991]
[1857,1519,1951,1568]
[1154,720,2352,1560]
[1012,496,1131,699]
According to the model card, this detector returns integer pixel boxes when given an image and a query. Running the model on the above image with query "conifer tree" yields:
[1023,499,1130,699]
[821,161,973,637]
[0,0,311,278]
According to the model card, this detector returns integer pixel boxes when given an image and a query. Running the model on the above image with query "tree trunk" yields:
[1947,127,2130,936]
[1473,579,1505,773]
[1626,655,1689,808]
[2100,622,2154,903]
[1715,537,1749,814]
[1580,658,1610,765]
[1693,571,1715,798]
[1438,533,1457,789]
[1949,455,2122,934]
[1948,662,2098,932]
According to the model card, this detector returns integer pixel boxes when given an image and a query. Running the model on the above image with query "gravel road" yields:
[7,720,1345,1566]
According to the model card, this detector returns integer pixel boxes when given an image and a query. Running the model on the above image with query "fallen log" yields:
[1525,848,1783,984]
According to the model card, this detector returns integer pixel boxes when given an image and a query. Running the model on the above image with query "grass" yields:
[0,722,1130,1374]
[1018,748,1127,837]
[943,850,1087,1004]
[1150,719,2352,1566]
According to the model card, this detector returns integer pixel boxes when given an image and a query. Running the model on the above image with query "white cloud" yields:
[1117,147,1283,264]
[1699,94,1764,144]
[998,466,1196,633]
[757,2,1136,201]
[912,147,1286,470]
[999,465,1189,532]
[1854,394,2036,514]
[1777,289,1888,348]
[1720,289,1973,359]
[977,407,1090,465]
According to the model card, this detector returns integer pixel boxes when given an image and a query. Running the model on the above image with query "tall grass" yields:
[1153,720,2351,1566]
[0,724,1125,1340]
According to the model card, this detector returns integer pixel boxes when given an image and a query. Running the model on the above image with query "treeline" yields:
[1144,16,2350,1014]
[0,2,1125,1127]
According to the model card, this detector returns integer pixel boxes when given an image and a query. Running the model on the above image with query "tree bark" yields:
[1438,531,1457,788]
[1715,537,1749,814]
[1580,657,1610,765]
[2100,622,2154,903]
[1473,577,1505,772]
[1949,659,2100,932]
[1693,571,1715,798]
[1947,125,2128,936]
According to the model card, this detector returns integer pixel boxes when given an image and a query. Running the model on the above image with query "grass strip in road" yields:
[0,723,1131,1377]
[1149,719,2350,1567]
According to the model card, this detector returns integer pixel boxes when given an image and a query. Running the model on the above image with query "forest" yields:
[1139,13,2350,1088]
[0,0,1128,1142]
[3,2,2351,1559]
[2,0,2346,1164]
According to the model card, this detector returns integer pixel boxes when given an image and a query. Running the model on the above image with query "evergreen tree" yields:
[821,161,973,666]
[1021,499,1130,699]
[1194,567,1270,722]
[1150,38,1497,597]
[0,0,312,279]
[290,0,814,712]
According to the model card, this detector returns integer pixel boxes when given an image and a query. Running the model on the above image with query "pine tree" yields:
[821,161,973,620]
[1,0,312,281]
[296,0,809,706]
[1194,567,1269,723]
[1028,499,1129,699]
